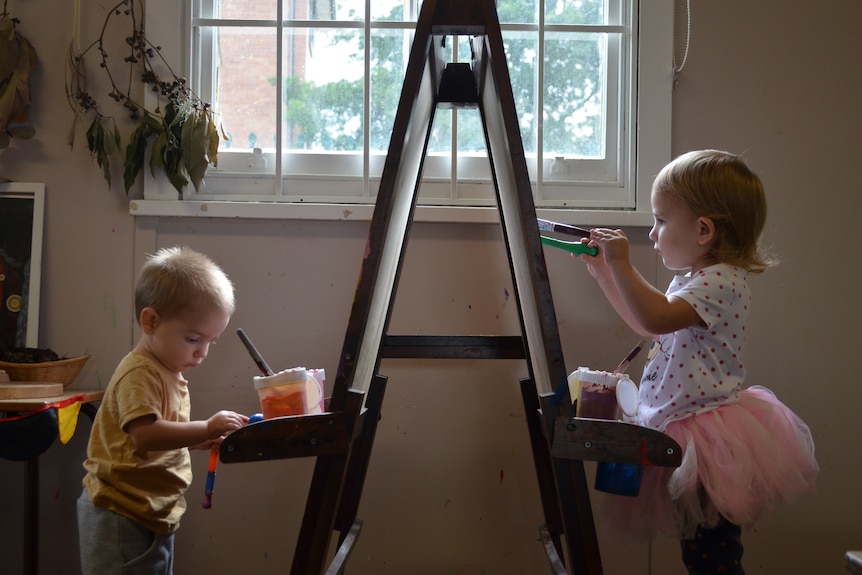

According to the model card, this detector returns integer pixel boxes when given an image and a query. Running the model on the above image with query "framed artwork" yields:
[0,183,44,349]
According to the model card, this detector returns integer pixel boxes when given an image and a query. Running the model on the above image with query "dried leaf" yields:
[0,17,37,137]
[123,124,147,193]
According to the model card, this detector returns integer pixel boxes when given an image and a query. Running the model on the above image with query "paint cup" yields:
[254,367,322,419]
[568,367,623,420]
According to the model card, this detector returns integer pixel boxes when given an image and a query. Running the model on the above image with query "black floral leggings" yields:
[680,516,745,575]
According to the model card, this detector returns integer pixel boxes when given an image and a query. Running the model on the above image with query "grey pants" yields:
[77,489,174,575]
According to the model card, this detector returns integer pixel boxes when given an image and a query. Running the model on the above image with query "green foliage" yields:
[277,0,605,160]
[67,0,222,195]
[0,12,38,149]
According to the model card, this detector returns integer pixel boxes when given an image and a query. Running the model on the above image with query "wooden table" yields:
[0,389,104,575]
[0,389,105,413]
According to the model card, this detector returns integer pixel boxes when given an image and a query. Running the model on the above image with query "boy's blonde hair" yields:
[135,246,235,322]
[654,149,776,273]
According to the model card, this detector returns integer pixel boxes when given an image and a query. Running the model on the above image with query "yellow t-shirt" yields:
[83,351,192,535]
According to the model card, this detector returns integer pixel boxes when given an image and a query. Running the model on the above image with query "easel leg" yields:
[334,376,388,559]
[520,378,603,575]
[291,376,387,575]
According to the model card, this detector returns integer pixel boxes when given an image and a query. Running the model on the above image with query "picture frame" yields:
[0,182,45,349]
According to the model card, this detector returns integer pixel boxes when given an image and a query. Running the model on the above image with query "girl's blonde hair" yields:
[654,149,776,273]
[135,246,235,322]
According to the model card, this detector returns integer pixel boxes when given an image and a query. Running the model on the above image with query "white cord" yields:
[673,0,691,81]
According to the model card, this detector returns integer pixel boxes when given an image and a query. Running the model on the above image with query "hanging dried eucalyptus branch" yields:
[66,0,224,195]
[0,1,38,149]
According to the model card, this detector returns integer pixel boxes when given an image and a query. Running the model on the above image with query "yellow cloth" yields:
[53,394,84,444]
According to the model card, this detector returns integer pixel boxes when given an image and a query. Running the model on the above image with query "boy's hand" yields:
[206,410,249,439]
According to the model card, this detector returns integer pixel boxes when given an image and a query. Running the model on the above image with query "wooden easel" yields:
[221,1,681,573]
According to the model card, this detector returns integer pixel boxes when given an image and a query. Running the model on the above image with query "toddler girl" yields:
[577,150,818,574]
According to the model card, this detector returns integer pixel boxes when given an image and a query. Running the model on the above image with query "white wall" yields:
[1,1,860,574]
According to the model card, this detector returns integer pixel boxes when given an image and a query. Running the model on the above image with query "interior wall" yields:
[0,1,859,574]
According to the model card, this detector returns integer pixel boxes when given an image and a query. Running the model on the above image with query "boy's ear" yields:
[139,307,160,334]
[697,216,716,246]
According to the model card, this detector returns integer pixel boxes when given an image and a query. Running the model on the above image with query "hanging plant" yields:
[0,5,38,149]
[66,0,224,195]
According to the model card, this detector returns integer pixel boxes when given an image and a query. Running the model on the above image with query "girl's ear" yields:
[139,307,160,334]
[697,216,716,246]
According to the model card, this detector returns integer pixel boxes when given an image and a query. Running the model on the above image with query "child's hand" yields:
[576,239,609,281]
[206,410,249,440]
[588,228,631,266]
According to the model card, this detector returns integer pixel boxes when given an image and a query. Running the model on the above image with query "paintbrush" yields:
[614,339,647,374]
[202,444,218,509]
[536,218,591,238]
[237,328,274,376]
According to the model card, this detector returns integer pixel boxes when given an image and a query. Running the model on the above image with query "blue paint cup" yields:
[594,461,642,496]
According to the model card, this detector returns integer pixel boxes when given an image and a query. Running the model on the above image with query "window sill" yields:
[129,199,654,228]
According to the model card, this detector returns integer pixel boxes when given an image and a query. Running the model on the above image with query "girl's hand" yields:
[588,228,631,266]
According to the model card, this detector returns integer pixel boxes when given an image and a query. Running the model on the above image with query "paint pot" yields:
[568,367,621,420]
[253,367,325,418]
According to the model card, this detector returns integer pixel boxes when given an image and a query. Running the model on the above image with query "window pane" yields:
[370,29,410,153]
[543,32,606,158]
[544,0,606,26]
[496,0,538,25]
[216,0,278,20]
[214,27,279,152]
[283,28,364,152]
[305,0,364,21]
[501,31,538,155]
[372,0,418,22]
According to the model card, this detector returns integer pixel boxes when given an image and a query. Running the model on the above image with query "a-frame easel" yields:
[221,1,681,573]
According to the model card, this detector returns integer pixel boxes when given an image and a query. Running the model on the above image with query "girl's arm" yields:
[580,252,653,336]
[606,259,701,335]
[126,410,247,452]
[580,229,702,336]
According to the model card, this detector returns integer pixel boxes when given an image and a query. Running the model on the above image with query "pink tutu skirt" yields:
[599,386,818,540]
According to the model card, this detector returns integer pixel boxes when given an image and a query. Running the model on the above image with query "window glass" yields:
[142,0,669,216]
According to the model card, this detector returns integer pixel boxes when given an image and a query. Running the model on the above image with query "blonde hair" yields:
[654,149,776,273]
[135,246,235,322]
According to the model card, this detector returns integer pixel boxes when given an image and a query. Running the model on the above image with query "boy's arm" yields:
[126,410,247,452]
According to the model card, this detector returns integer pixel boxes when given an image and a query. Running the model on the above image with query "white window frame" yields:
[133,0,671,226]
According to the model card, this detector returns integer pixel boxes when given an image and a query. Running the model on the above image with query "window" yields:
[142,0,671,220]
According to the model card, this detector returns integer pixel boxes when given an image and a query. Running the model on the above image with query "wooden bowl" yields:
[0,353,91,387]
